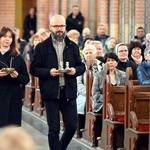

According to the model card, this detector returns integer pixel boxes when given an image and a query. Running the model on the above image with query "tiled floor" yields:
[22,108,102,150]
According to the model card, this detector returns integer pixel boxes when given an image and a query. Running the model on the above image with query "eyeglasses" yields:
[118,50,128,53]
[51,25,66,29]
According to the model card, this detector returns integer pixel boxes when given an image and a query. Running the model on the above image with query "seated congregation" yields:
[24,42,150,150]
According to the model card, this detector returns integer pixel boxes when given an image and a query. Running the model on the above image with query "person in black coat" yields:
[23,7,36,42]
[66,5,84,34]
[30,14,85,150]
[0,26,29,127]
[116,43,138,80]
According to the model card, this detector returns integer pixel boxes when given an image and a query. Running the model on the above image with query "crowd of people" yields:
[0,4,150,150]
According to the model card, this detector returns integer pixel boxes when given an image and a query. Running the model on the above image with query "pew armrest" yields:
[129,111,138,130]
[106,103,115,121]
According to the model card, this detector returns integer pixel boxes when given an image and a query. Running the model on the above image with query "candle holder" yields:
[65,62,71,72]
[1,68,15,73]
[0,60,15,73]
[58,61,71,73]
[59,61,64,71]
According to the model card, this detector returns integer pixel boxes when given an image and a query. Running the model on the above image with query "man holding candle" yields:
[30,14,85,150]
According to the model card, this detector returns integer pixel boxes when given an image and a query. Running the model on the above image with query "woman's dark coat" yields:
[0,50,29,127]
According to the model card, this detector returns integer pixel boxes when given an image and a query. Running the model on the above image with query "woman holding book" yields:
[0,26,29,127]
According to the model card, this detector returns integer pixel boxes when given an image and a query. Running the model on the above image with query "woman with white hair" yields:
[92,52,126,141]
[67,29,80,44]
[76,44,103,137]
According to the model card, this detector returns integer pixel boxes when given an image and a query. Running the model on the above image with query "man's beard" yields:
[51,31,66,41]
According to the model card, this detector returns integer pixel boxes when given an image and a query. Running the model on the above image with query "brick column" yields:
[135,0,145,29]
[80,0,88,28]
[37,0,49,30]
[109,0,119,39]
[88,0,97,36]
[98,0,109,35]
[96,0,101,28]
[0,0,15,29]
[61,0,68,18]
[49,0,61,18]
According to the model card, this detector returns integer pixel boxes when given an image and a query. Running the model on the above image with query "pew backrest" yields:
[86,69,93,112]
[103,74,125,121]
[125,67,150,130]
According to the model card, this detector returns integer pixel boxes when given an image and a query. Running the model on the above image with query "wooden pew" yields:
[81,69,102,147]
[149,99,150,150]
[24,76,36,111]
[100,74,125,150]
[24,52,36,111]
[124,67,150,150]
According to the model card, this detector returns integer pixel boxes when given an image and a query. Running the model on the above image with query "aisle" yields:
[22,121,49,150]
[22,108,98,150]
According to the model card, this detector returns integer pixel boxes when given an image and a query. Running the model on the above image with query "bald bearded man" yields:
[30,14,85,150]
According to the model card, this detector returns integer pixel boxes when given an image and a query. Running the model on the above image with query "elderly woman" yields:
[92,52,126,113]
[137,47,150,85]
[76,44,103,137]
[67,29,80,44]
[92,52,126,139]
[128,41,144,65]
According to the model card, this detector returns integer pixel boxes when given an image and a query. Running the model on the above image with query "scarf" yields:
[109,73,116,85]
[131,55,143,64]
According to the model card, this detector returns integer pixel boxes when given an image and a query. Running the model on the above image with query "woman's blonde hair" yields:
[0,126,36,150]
[82,44,97,55]
[105,37,117,45]
[30,34,44,46]
[67,29,80,38]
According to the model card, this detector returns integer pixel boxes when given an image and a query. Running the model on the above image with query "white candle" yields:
[60,61,64,70]
[66,62,69,69]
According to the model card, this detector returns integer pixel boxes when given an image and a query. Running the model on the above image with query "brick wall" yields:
[109,0,119,39]
[80,0,88,28]
[0,0,148,41]
[61,0,68,17]
[36,0,49,30]
[0,0,15,29]
[135,0,145,30]
[99,0,109,30]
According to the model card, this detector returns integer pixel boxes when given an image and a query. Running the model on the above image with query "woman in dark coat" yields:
[0,27,29,127]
